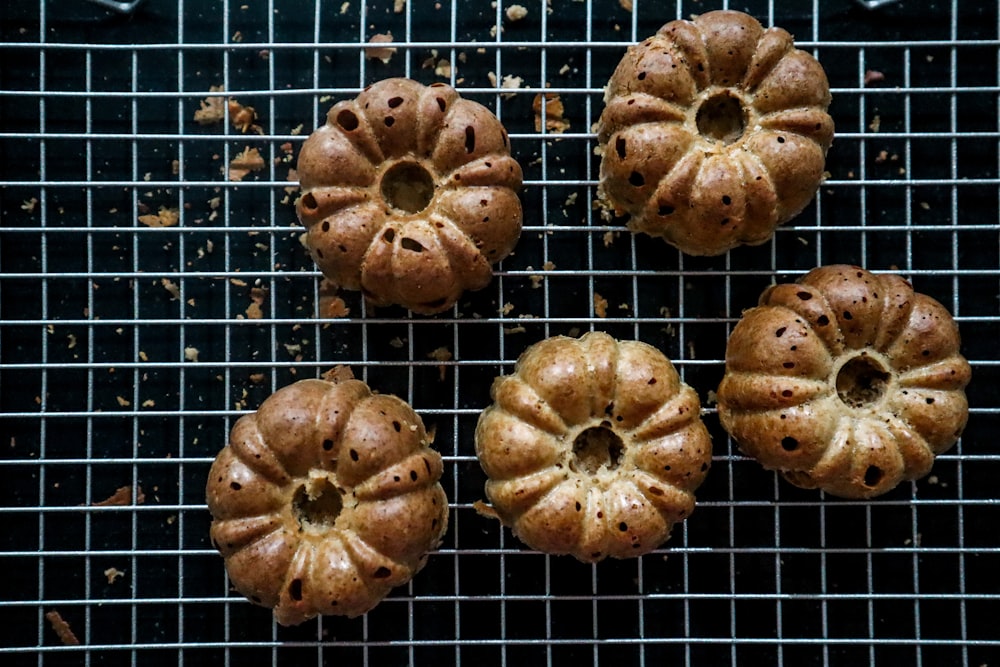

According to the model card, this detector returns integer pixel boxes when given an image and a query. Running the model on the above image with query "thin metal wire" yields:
[2,0,999,664]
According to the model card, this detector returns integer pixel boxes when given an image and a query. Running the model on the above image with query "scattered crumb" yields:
[141,399,155,408]
[171,160,180,175]
[104,568,125,585]
[340,1,349,13]
[864,69,885,85]
[389,337,405,349]
[919,201,930,210]
[194,85,226,125]
[394,0,406,12]
[92,485,145,507]
[505,4,527,21]
[618,0,633,11]
[283,342,302,357]
[245,287,268,319]
[365,33,396,63]
[67,334,77,349]
[542,260,556,273]
[435,58,452,78]
[21,197,39,213]
[116,396,131,407]
[504,325,527,335]
[500,302,515,315]
[227,99,263,135]
[290,124,304,136]
[473,499,499,520]
[317,279,350,319]
[533,92,570,133]
[161,278,181,300]
[868,114,881,133]
[687,340,696,359]
[138,206,180,228]
[138,351,149,362]
[500,74,523,98]
[45,611,80,646]
[875,149,889,163]
[184,346,200,362]
[249,373,265,384]
[427,346,452,381]
[322,365,356,383]
[527,267,543,289]
[229,147,265,181]
[231,30,243,43]
[602,230,618,247]
[593,292,608,318]
[230,278,248,287]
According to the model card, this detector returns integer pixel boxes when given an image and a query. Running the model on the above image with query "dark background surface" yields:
[1,0,998,664]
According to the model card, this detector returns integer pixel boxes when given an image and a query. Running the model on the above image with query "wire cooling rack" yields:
[2,0,998,664]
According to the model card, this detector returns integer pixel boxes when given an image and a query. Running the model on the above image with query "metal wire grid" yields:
[1,0,998,664]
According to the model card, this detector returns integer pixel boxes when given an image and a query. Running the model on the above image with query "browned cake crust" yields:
[206,378,449,625]
[597,10,833,255]
[475,332,712,563]
[716,265,971,498]
[296,78,523,314]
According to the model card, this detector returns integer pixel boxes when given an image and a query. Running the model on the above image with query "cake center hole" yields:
[836,354,891,408]
[292,478,343,528]
[380,161,435,214]
[571,424,624,475]
[695,91,746,145]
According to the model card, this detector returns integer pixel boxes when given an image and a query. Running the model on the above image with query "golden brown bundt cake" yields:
[475,331,712,563]
[597,10,834,256]
[206,376,449,625]
[296,78,523,314]
[716,265,971,499]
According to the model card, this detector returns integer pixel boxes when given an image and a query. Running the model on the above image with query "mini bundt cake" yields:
[296,77,523,314]
[206,376,449,625]
[475,331,712,562]
[597,10,834,256]
[716,265,971,499]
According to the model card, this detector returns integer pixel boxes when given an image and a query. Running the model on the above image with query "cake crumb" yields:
[184,346,200,362]
[427,346,452,381]
[45,611,80,646]
[142,399,155,408]
[227,99,262,134]
[500,302,515,315]
[340,2,349,13]
[863,69,885,85]
[868,114,881,133]
[505,4,527,21]
[434,58,452,78]
[365,33,396,64]
[473,499,500,520]
[875,149,889,163]
[229,147,265,181]
[317,279,350,319]
[21,197,39,213]
[194,85,226,125]
[116,396,131,407]
[504,325,527,335]
[138,206,180,228]
[533,92,570,133]
[602,230,618,247]
[92,485,145,507]
[593,293,608,318]
[322,365,356,383]
[161,278,181,300]
[618,0,633,11]
[501,74,523,98]
[104,567,125,584]
[394,0,406,12]
[389,337,405,349]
